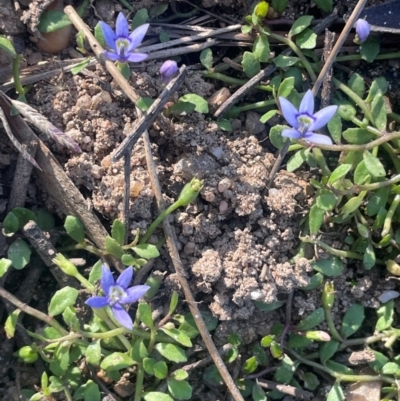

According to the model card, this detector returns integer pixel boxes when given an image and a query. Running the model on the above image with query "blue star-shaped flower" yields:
[100,13,149,63]
[355,18,371,44]
[85,264,150,329]
[279,90,338,145]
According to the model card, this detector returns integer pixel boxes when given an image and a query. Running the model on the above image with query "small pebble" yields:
[219,200,229,213]
[218,178,232,193]
[378,290,400,303]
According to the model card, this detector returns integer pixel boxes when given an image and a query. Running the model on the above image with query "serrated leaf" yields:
[100,352,135,371]
[64,216,85,243]
[105,236,124,258]
[132,244,160,259]
[7,239,31,269]
[289,15,313,37]
[296,308,324,330]
[155,343,187,363]
[363,150,386,177]
[200,48,213,70]
[48,286,79,316]
[179,94,209,113]
[242,51,261,78]
[312,257,343,277]
[341,304,364,338]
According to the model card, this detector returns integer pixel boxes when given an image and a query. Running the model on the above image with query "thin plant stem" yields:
[312,148,331,176]
[382,194,400,237]
[134,364,145,401]
[335,51,400,63]
[12,55,25,96]
[203,72,273,92]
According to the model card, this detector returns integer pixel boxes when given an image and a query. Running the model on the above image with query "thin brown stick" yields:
[312,0,369,96]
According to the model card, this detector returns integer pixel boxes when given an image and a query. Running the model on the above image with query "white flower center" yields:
[109,285,126,306]
[297,113,314,134]
[116,38,130,56]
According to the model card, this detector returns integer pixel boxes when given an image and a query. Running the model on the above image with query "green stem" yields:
[148,327,157,354]
[335,50,400,63]
[74,272,95,292]
[312,148,331,176]
[235,99,276,113]
[12,55,25,96]
[134,364,145,401]
[57,242,103,257]
[382,194,400,237]
[63,387,73,401]
[324,306,344,342]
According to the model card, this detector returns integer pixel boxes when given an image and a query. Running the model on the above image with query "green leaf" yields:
[326,360,354,374]
[274,55,299,68]
[295,28,317,49]
[341,304,365,338]
[366,77,389,103]
[216,119,232,132]
[36,209,55,230]
[71,57,90,75]
[255,300,284,312]
[37,10,71,33]
[167,380,192,400]
[105,236,124,258]
[301,272,324,290]
[144,392,173,401]
[94,22,105,47]
[131,8,149,30]
[252,343,269,366]
[169,101,196,115]
[178,311,218,338]
[363,242,375,270]
[253,34,270,62]
[143,357,156,375]
[342,128,373,144]
[200,48,213,70]
[85,340,101,366]
[278,77,295,98]
[88,260,102,284]
[83,380,100,401]
[179,94,209,113]
[354,160,371,185]
[302,372,320,391]
[340,195,364,218]
[326,381,344,401]
[131,338,148,362]
[287,149,307,172]
[288,333,312,348]
[366,186,390,217]
[260,109,278,124]
[2,212,19,237]
[62,306,80,331]
[7,239,31,269]
[171,369,188,381]
[309,204,325,235]
[319,340,339,364]
[363,150,386,177]
[138,302,154,328]
[271,0,288,14]
[155,343,187,363]
[376,300,394,332]
[5,309,21,339]
[168,291,179,315]
[296,308,324,330]
[0,258,12,277]
[160,328,192,347]
[316,191,337,212]
[48,286,79,316]
[289,15,313,37]
[327,113,342,143]
[269,125,286,149]
[137,97,155,111]
[369,351,388,372]
[100,352,135,371]
[132,244,160,259]
[111,220,125,244]
[0,36,17,58]
[64,216,85,243]
[381,362,400,374]
[153,361,168,379]
[241,356,258,374]
[360,36,380,63]
[242,51,261,78]
[273,355,295,383]
[348,73,366,98]
[252,382,267,401]
[11,207,37,228]
[312,257,343,277]
[328,164,352,185]
[149,3,168,18]
[371,94,387,131]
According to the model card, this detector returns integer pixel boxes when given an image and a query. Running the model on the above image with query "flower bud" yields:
[386,259,400,276]
[305,330,331,342]
[322,281,335,310]
[355,19,370,44]
[53,253,79,277]
[14,345,38,363]
[176,178,204,207]
[160,60,179,84]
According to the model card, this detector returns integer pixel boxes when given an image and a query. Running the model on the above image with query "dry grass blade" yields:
[10,99,81,153]
[0,106,41,170]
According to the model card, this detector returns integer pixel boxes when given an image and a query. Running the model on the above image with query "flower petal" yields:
[85,296,109,308]
[160,60,179,84]
[120,285,150,304]
[116,266,133,289]
[310,105,338,131]
[282,128,302,139]
[115,12,129,38]
[127,52,148,63]
[356,19,370,43]
[112,304,133,329]
[101,264,115,295]
[103,51,121,61]
[299,89,314,115]
[279,97,299,128]
[128,24,149,51]
[304,132,333,145]
[99,22,117,51]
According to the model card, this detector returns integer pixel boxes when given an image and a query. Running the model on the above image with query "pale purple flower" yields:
[100,13,149,63]
[355,19,370,43]
[160,60,179,84]
[279,90,338,145]
[85,264,150,329]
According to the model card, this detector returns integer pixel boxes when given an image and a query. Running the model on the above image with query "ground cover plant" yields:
[1,0,400,400]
